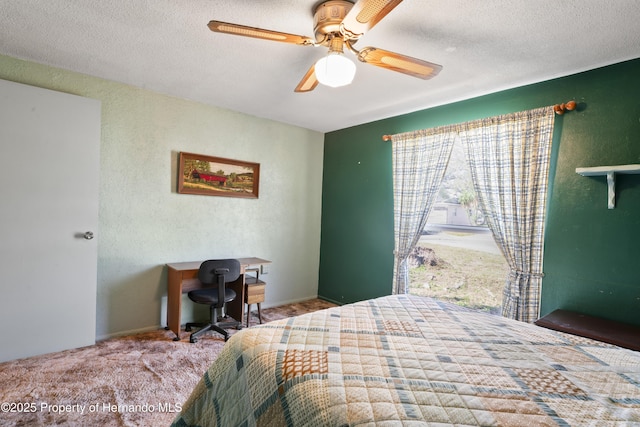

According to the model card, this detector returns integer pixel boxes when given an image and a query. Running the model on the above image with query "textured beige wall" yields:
[0,55,324,339]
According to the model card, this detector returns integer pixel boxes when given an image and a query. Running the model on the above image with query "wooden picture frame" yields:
[178,152,260,198]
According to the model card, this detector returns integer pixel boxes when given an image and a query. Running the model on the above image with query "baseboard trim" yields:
[98,295,324,340]
[97,325,161,342]
[316,295,343,306]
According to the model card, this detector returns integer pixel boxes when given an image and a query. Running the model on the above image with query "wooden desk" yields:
[166,257,271,341]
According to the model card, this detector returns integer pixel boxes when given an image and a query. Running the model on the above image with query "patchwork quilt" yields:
[172,295,640,426]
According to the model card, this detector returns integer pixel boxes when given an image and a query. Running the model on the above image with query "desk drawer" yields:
[245,281,265,304]
[182,278,201,292]
[181,269,198,280]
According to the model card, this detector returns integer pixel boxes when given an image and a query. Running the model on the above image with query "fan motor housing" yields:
[313,0,354,43]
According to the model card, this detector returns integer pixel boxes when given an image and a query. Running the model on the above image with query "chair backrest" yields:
[198,259,241,286]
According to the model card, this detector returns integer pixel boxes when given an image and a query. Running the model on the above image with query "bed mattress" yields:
[172,294,640,426]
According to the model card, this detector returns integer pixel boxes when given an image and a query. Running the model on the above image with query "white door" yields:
[0,79,100,362]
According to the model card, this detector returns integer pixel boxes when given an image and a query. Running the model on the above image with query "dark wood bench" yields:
[535,309,640,352]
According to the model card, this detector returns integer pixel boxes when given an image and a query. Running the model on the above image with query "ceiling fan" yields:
[208,0,442,92]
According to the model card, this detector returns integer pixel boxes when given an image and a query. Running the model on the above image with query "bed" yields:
[172,294,640,426]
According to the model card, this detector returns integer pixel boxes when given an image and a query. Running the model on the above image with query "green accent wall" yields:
[319,58,640,326]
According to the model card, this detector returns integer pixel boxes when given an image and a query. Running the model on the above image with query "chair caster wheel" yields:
[190,337,198,343]
[185,326,192,332]
[173,336,180,341]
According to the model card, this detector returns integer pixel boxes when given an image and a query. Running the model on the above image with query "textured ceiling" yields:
[1,1,639,133]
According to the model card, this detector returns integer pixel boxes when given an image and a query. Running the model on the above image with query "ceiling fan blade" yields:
[208,21,315,46]
[340,0,403,38]
[294,65,319,92]
[358,47,442,79]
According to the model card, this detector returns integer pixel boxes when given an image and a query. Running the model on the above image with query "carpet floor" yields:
[0,299,336,426]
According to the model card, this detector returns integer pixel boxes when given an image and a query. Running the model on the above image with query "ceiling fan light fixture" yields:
[209,0,442,93]
[315,52,356,88]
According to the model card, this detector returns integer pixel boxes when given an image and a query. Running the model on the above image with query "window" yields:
[408,141,507,314]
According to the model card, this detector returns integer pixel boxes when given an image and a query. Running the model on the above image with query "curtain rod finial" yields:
[554,100,577,115]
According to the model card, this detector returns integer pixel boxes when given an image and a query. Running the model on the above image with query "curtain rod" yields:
[381,100,577,141]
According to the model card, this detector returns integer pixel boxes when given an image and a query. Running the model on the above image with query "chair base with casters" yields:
[185,291,242,342]
[185,259,243,343]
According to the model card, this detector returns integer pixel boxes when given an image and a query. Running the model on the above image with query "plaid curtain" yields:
[391,127,457,295]
[457,106,555,322]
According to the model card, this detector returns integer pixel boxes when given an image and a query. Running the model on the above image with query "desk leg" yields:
[167,268,182,340]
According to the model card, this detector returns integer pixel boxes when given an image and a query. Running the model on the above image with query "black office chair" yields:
[185,259,242,343]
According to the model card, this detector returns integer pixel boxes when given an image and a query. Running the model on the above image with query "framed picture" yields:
[178,152,260,198]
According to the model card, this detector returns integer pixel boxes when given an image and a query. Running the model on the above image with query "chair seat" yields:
[188,288,236,305]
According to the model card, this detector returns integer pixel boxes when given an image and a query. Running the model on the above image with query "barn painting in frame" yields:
[178,152,260,198]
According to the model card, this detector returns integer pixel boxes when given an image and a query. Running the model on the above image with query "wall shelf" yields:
[575,164,640,209]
